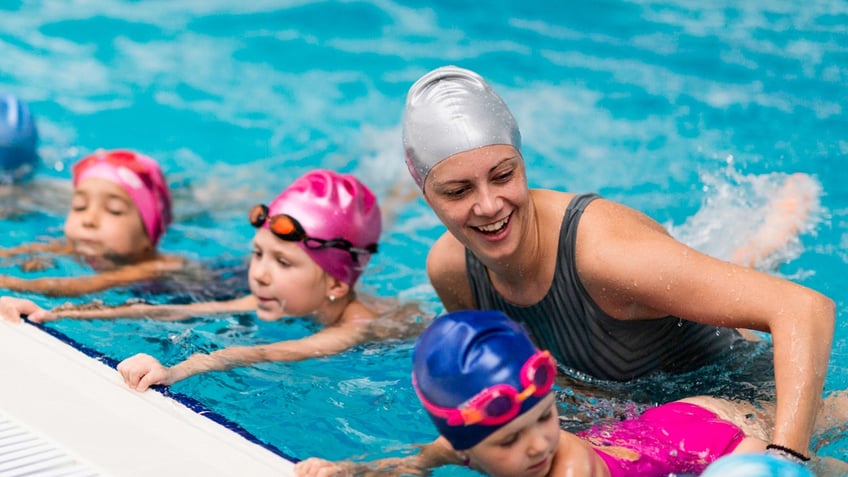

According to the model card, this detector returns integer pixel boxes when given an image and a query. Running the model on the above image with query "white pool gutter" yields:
[0,319,295,477]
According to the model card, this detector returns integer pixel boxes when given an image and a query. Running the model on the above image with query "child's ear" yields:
[326,277,350,301]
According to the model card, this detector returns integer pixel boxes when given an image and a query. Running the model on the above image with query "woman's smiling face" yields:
[424,144,530,261]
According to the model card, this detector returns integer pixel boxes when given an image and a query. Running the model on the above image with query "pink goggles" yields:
[414,350,556,427]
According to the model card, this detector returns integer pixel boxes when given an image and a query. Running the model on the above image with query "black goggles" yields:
[249,204,378,260]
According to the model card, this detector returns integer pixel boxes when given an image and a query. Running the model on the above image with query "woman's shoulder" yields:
[529,188,575,206]
[530,189,605,224]
[568,194,667,238]
[427,231,466,270]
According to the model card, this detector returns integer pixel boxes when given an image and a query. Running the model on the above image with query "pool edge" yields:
[0,318,296,477]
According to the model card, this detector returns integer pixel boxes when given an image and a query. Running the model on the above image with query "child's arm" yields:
[0,256,183,297]
[294,437,459,477]
[0,240,72,258]
[48,295,257,321]
[0,295,256,323]
[118,318,372,391]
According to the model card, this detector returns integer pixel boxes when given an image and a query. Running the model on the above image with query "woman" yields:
[400,65,834,461]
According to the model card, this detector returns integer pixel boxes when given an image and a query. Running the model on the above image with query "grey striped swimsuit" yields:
[466,193,740,381]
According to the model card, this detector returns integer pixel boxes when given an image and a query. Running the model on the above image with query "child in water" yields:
[0,148,182,296]
[295,310,848,477]
[1,169,423,390]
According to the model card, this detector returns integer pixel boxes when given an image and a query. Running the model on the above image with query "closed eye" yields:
[442,184,471,199]
[538,409,554,423]
[492,169,514,183]
[105,197,133,216]
[497,432,519,448]
[70,193,88,212]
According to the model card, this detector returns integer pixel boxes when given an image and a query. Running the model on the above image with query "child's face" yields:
[248,227,331,321]
[467,394,560,477]
[63,178,152,261]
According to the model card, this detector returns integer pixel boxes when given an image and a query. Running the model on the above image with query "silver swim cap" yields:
[402,66,521,191]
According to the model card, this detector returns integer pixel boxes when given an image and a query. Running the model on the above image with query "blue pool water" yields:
[2,0,847,472]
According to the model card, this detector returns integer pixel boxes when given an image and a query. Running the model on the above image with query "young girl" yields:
[0,148,182,296]
[294,310,848,477]
[1,169,422,391]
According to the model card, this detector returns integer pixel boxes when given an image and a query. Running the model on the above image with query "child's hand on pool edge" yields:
[0,296,51,323]
[117,353,174,391]
[294,457,349,477]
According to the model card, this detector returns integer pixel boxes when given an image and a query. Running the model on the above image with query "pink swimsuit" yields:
[577,402,746,477]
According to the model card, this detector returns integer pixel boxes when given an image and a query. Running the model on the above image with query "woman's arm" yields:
[578,199,834,456]
[118,317,372,391]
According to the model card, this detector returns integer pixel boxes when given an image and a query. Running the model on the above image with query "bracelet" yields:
[765,444,811,463]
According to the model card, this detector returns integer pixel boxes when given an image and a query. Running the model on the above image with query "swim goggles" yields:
[248,204,378,261]
[414,350,556,427]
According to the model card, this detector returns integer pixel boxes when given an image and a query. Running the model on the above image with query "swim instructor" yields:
[401,65,834,462]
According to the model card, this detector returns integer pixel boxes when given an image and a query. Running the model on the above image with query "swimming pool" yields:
[2,0,846,472]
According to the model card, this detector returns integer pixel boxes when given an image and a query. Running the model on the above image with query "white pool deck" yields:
[0,319,296,477]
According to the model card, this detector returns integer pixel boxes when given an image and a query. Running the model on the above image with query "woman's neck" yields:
[485,195,550,295]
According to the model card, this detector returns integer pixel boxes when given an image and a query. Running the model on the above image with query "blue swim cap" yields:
[0,93,38,183]
[413,310,552,451]
[700,453,813,477]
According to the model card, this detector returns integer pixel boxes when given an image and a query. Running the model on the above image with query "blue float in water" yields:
[0,93,38,183]
[701,453,813,477]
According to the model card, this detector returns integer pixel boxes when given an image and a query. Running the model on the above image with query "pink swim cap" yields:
[72,149,173,247]
[265,169,381,285]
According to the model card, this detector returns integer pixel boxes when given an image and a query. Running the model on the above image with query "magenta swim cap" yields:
[72,149,173,247]
[266,169,381,285]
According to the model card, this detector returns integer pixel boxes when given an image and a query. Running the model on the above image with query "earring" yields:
[328,295,336,303]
